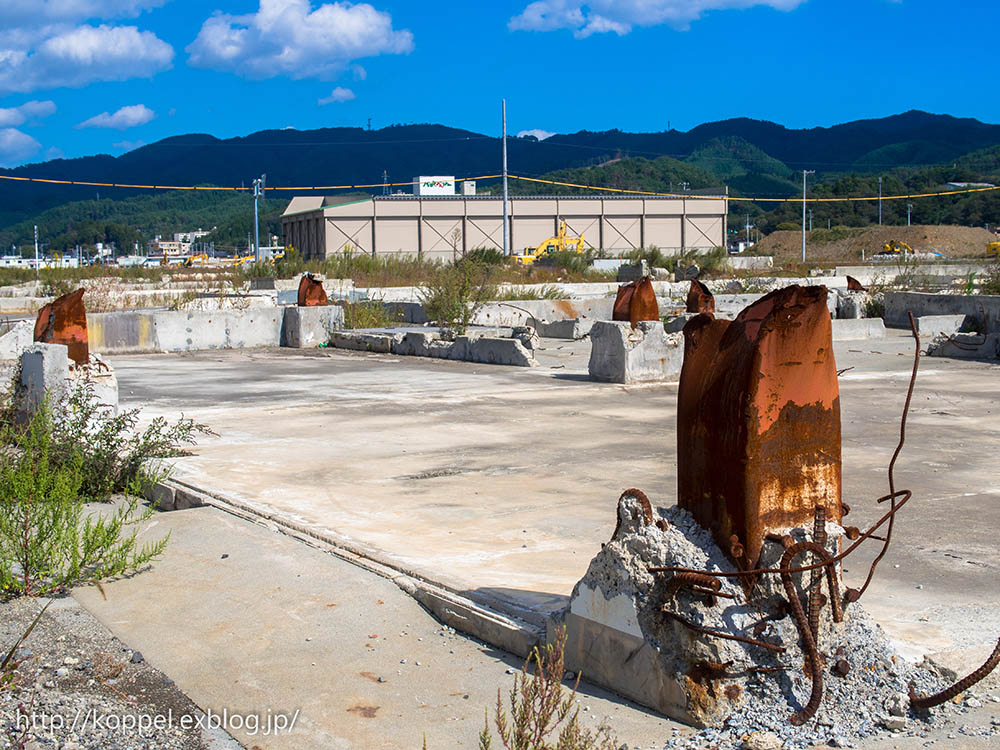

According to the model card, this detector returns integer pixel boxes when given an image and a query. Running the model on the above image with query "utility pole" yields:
[808,209,813,232]
[907,203,913,227]
[252,174,266,262]
[501,98,509,257]
[745,213,751,247]
[801,170,814,264]
[33,225,38,279]
[878,176,883,225]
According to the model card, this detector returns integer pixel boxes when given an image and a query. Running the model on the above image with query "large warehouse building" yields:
[281,192,729,261]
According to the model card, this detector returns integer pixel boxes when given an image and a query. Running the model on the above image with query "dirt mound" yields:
[756,225,997,265]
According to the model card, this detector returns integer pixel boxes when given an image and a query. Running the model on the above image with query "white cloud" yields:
[0,2,168,25]
[0,24,174,94]
[0,100,57,127]
[187,0,413,80]
[0,127,42,166]
[113,139,145,151]
[318,86,355,104]
[510,0,805,37]
[77,103,155,129]
[517,128,556,140]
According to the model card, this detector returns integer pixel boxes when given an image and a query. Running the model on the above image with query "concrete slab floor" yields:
[73,507,683,750]
[107,331,1000,665]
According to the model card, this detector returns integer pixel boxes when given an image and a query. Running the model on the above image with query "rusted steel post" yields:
[686,279,715,314]
[612,277,659,329]
[297,273,328,306]
[34,288,89,365]
[677,285,842,570]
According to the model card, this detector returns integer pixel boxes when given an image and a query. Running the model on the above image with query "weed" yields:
[492,285,563,301]
[419,259,498,338]
[0,403,169,598]
[49,378,213,503]
[340,300,405,329]
[980,263,1000,295]
[478,627,619,750]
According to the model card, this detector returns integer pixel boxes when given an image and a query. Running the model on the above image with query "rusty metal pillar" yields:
[297,273,328,306]
[34,287,89,365]
[677,285,842,570]
[685,279,715,314]
[613,277,659,329]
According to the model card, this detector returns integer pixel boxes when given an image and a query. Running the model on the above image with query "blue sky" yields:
[0,0,996,167]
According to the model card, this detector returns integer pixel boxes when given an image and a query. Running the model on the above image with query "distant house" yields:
[946,182,995,189]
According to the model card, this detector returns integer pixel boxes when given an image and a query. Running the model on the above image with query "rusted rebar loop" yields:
[779,542,832,726]
[661,608,785,654]
[663,571,722,601]
[909,637,1000,710]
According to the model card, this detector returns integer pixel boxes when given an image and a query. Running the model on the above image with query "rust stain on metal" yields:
[613,277,659,328]
[677,285,842,571]
[34,287,88,365]
[846,275,866,292]
[686,279,715,314]
[297,273,328,306]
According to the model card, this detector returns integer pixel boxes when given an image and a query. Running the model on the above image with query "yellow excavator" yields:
[988,240,1000,256]
[881,240,914,255]
[514,220,585,265]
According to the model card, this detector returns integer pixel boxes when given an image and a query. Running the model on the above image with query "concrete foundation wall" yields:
[89,308,307,354]
[327,329,536,367]
[884,292,1000,332]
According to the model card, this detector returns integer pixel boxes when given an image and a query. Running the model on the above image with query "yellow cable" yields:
[0,170,996,203]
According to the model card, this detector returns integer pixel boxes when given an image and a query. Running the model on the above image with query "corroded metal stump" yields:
[613,277,659,329]
[297,273,328,306]
[677,284,842,570]
[34,288,89,366]
[685,279,715,314]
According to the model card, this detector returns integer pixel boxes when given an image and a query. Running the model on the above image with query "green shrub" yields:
[478,627,618,750]
[420,259,498,338]
[51,379,213,503]
[0,403,168,598]
[463,247,506,266]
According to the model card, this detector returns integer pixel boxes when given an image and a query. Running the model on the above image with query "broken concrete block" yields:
[662,313,698,333]
[393,331,440,357]
[534,317,593,340]
[588,320,683,384]
[836,292,864,320]
[281,305,344,347]
[144,481,176,512]
[454,336,537,367]
[0,320,35,360]
[831,318,886,341]
[328,331,403,353]
[85,353,119,415]
[927,332,1000,360]
[18,342,69,423]
[916,314,967,338]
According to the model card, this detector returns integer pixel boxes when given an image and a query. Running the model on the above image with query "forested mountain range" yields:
[3,110,998,251]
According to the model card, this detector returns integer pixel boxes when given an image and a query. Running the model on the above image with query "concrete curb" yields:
[148,477,545,658]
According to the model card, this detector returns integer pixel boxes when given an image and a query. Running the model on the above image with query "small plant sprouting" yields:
[479,627,619,750]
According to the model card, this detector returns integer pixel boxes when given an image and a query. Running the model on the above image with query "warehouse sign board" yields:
[414,176,455,195]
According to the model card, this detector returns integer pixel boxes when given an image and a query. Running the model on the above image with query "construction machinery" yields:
[513,220,585,265]
[988,240,1000,256]
[880,240,913,255]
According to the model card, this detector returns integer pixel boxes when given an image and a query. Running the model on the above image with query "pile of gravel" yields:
[1,596,236,750]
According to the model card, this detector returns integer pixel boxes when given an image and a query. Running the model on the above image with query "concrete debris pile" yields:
[564,496,946,746]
